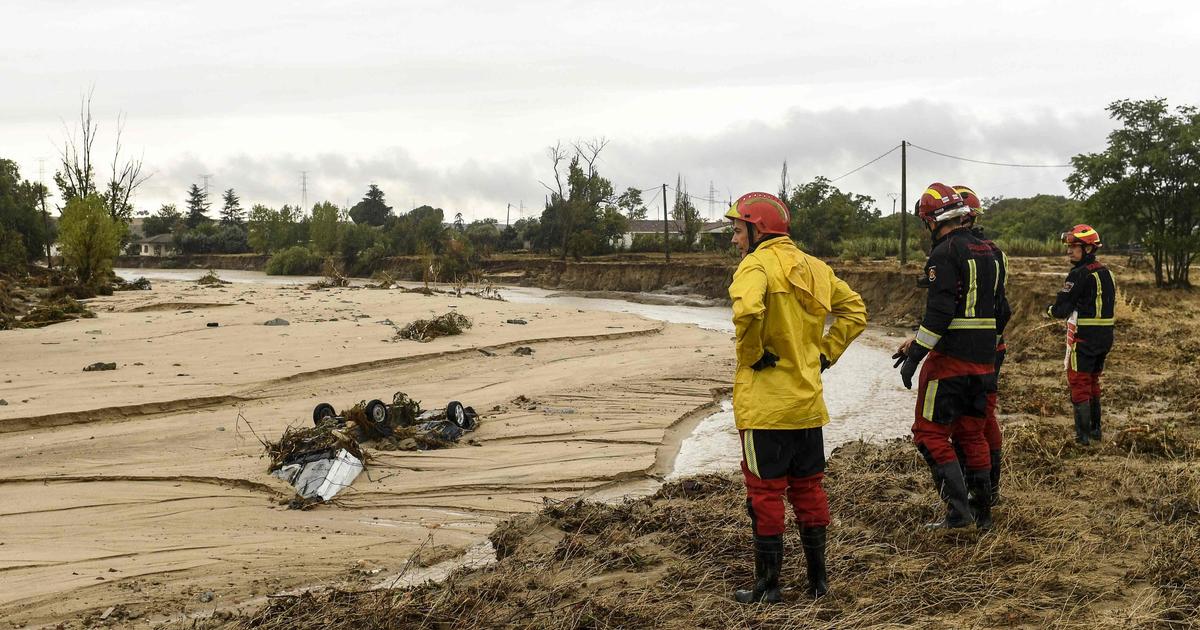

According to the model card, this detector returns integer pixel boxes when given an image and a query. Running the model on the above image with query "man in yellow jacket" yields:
[726,192,867,603]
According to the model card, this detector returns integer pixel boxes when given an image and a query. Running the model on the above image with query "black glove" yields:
[891,350,905,369]
[750,350,778,371]
[900,356,919,389]
[820,354,831,372]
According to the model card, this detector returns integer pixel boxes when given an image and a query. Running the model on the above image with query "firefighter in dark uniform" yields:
[894,182,1002,530]
[1046,224,1115,445]
[954,185,1010,505]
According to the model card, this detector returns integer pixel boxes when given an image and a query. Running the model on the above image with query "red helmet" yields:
[1061,224,1101,248]
[953,185,983,217]
[724,192,790,236]
[916,182,970,225]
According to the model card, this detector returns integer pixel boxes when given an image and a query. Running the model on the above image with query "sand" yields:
[0,279,732,626]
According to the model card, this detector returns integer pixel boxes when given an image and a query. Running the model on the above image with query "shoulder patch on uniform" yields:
[1060,281,1074,292]
[927,266,937,282]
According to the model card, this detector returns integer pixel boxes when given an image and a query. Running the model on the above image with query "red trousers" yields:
[1067,368,1102,404]
[740,427,830,536]
[912,352,993,471]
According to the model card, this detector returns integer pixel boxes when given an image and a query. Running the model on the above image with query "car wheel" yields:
[313,403,337,426]
[446,401,468,429]
[365,399,389,425]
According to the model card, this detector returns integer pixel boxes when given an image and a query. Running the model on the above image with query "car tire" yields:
[365,399,389,426]
[313,403,337,426]
[446,401,468,429]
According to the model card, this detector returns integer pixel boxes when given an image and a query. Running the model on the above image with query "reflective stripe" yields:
[993,259,1000,295]
[743,430,759,478]
[915,326,941,349]
[1002,252,1009,288]
[923,380,939,421]
[1093,272,1103,320]
[1070,344,1078,371]
[1077,317,1115,326]
[947,317,996,330]
[965,259,978,317]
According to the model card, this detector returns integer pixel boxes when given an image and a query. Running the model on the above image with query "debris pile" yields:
[113,276,152,291]
[196,269,231,286]
[396,312,473,342]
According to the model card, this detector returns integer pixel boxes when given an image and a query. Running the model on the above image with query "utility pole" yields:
[900,140,908,265]
[506,203,511,228]
[200,173,213,199]
[300,171,308,212]
[708,181,716,221]
[662,183,670,262]
[38,158,51,268]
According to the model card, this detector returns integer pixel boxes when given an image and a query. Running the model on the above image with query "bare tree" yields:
[55,90,151,224]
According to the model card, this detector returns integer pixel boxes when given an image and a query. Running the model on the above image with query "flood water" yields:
[115,268,914,478]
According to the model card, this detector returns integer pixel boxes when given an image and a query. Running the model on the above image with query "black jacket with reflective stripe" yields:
[915,228,1001,364]
[975,228,1012,342]
[1049,255,1115,353]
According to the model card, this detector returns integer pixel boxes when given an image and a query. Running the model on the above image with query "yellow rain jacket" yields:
[729,237,867,430]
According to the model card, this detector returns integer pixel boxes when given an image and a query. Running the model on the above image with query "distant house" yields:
[138,234,177,257]
[620,219,727,249]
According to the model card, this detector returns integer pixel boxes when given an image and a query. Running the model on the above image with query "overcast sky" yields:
[3,0,1197,221]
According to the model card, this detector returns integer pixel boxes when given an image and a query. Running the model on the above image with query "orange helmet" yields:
[953,185,983,218]
[916,182,970,226]
[1061,224,1101,248]
[724,192,790,236]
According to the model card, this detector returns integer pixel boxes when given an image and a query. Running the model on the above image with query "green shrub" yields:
[265,245,323,275]
[836,236,926,262]
[994,237,1061,257]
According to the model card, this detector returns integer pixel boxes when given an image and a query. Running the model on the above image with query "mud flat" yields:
[0,277,732,626]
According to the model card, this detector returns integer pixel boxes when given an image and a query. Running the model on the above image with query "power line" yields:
[907,142,1073,168]
[826,144,902,182]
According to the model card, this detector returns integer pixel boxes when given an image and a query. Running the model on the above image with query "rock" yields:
[513,346,534,356]
[206,322,219,327]
[0,400,6,406]
[376,319,394,326]
[198,591,214,603]
[216,426,226,432]
[264,318,290,326]
[478,348,496,357]
[85,330,102,335]
[505,318,528,325]
[83,362,117,372]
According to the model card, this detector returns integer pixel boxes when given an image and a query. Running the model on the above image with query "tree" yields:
[464,219,500,255]
[453,212,466,232]
[389,205,446,255]
[54,91,149,223]
[349,184,392,226]
[185,184,211,228]
[539,139,617,260]
[977,195,1087,242]
[58,195,123,286]
[142,203,182,237]
[617,187,648,220]
[673,175,703,251]
[1068,99,1200,288]
[0,159,51,265]
[310,201,340,254]
[248,204,306,254]
[787,177,880,256]
[220,188,244,225]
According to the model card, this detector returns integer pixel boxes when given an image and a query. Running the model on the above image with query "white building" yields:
[138,234,178,257]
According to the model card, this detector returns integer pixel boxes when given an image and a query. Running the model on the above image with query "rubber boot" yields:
[1090,399,1102,442]
[989,449,1002,507]
[926,462,974,529]
[799,526,828,598]
[1073,402,1092,446]
[966,469,994,531]
[734,535,784,604]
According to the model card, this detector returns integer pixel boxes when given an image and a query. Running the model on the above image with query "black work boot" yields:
[1073,402,1093,445]
[989,449,1002,507]
[799,526,828,598]
[966,469,994,531]
[734,535,784,604]
[1090,399,1103,442]
[926,462,974,529]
